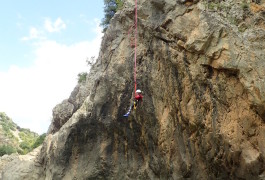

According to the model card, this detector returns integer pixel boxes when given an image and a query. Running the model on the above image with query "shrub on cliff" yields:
[77,72,88,84]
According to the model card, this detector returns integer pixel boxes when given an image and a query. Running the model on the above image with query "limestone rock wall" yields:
[1,0,265,179]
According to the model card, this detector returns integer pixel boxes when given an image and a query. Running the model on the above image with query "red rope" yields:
[127,23,135,39]
[134,0,137,97]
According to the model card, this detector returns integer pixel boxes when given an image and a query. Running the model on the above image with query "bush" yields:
[19,132,26,139]
[19,141,31,150]
[2,123,9,133]
[0,112,17,135]
[10,126,15,131]
[19,141,32,154]
[241,2,249,9]
[17,148,24,155]
[0,145,16,156]
[18,130,39,154]
[77,72,88,84]
[32,133,46,149]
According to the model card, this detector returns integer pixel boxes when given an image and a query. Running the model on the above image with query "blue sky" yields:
[0,1,104,134]
[0,1,104,70]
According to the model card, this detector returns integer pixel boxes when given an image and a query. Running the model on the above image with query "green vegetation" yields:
[77,72,88,84]
[238,23,248,32]
[0,113,17,132]
[0,145,16,156]
[203,1,228,11]
[101,0,124,32]
[116,0,124,10]
[0,113,17,141]
[0,112,46,156]
[228,16,238,26]
[32,133,46,149]
[18,129,39,154]
[77,56,96,85]
[241,0,249,10]
[208,2,217,10]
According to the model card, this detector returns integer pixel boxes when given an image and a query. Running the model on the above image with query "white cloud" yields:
[21,27,45,41]
[21,17,67,41]
[44,17,66,33]
[0,23,103,134]
[92,19,102,33]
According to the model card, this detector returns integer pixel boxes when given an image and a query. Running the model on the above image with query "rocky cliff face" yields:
[1,0,265,179]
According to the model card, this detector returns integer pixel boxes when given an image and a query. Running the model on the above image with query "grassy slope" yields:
[0,112,46,156]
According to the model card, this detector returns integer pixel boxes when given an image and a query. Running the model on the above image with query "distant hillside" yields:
[0,112,46,156]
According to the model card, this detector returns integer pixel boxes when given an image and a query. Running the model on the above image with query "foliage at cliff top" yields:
[101,0,124,32]
[0,112,46,156]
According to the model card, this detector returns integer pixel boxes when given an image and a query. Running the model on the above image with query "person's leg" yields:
[134,100,139,109]
[124,101,134,117]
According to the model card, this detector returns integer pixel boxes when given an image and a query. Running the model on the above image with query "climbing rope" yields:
[134,0,138,97]
[126,0,138,97]
[123,0,140,118]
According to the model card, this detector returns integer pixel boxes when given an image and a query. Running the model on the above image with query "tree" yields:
[101,0,124,32]
[86,56,96,66]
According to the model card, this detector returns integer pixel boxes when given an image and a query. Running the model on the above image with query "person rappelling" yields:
[123,0,141,118]
[123,89,143,117]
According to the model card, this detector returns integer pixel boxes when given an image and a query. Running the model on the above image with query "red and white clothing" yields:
[135,93,143,101]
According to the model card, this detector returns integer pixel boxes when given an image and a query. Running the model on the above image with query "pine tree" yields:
[101,0,124,32]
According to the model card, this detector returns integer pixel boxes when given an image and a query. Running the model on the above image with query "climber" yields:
[123,89,143,117]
